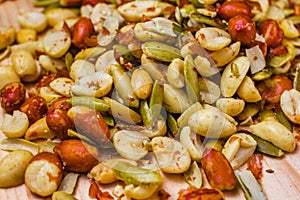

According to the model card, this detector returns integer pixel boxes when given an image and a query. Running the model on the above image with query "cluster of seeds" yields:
[0,0,300,199]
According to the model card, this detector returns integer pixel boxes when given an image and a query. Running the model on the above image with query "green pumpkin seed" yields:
[166,113,178,135]
[0,138,39,155]
[184,55,200,104]
[142,41,182,62]
[250,134,284,157]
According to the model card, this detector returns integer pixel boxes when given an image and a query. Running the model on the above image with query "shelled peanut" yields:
[0,0,300,199]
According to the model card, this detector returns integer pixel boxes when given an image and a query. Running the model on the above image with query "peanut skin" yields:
[201,148,237,191]
[0,82,26,113]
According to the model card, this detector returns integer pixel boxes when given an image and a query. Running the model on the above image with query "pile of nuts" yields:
[0,0,300,199]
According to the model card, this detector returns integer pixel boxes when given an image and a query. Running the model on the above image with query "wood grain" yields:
[0,0,300,199]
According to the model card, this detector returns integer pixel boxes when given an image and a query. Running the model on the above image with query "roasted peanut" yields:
[250,120,296,152]
[257,74,292,104]
[220,56,250,97]
[195,27,231,51]
[228,15,256,46]
[178,187,225,200]
[113,130,149,161]
[0,110,29,138]
[217,1,251,21]
[16,29,37,44]
[216,98,245,117]
[201,148,237,191]
[0,150,33,188]
[25,152,63,197]
[188,106,237,138]
[20,95,48,124]
[71,17,95,49]
[42,30,71,58]
[152,136,191,173]
[117,1,163,22]
[48,97,72,113]
[237,76,261,103]
[46,108,74,140]
[11,49,37,78]
[89,162,118,184]
[259,19,284,48]
[0,82,26,113]
[131,69,153,99]
[17,11,47,32]
[0,26,15,51]
[54,139,100,172]
[0,65,20,90]
[222,133,257,169]
[67,106,110,145]
[46,8,78,27]
[25,117,56,141]
[281,89,300,124]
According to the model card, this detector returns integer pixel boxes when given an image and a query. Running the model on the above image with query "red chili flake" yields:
[146,7,156,12]
[35,74,57,89]
[88,180,99,199]
[266,169,274,173]
[88,180,114,200]
[247,153,263,181]
[178,186,225,200]
[130,3,137,8]
[141,15,152,22]
[158,189,171,199]
[293,125,300,142]
[101,26,110,36]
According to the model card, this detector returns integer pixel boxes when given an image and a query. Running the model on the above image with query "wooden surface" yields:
[0,0,300,199]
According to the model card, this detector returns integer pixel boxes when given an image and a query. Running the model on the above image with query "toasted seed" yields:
[199,78,221,104]
[58,173,79,194]
[141,54,167,83]
[177,102,203,128]
[163,84,190,114]
[152,136,191,173]
[220,56,250,97]
[237,76,261,102]
[117,1,163,22]
[250,120,296,152]
[188,106,237,138]
[183,161,202,188]
[167,58,185,88]
[142,41,182,62]
[112,160,163,185]
[42,30,71,58]
[180,126,203,162]
[216,98,245,117]
[52,191,78,200]
[210,42,240,67]
[184,55,200,104]
[0,138,39,155]
[149,80,164,126]
[131,69,153,99]
[113,130,149,161]
[0,150,33,188]
[103,97,142,124]
[110,64,139,108]
[49,77,74,97]
[195,27,231,51]
[250,134,284,157]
